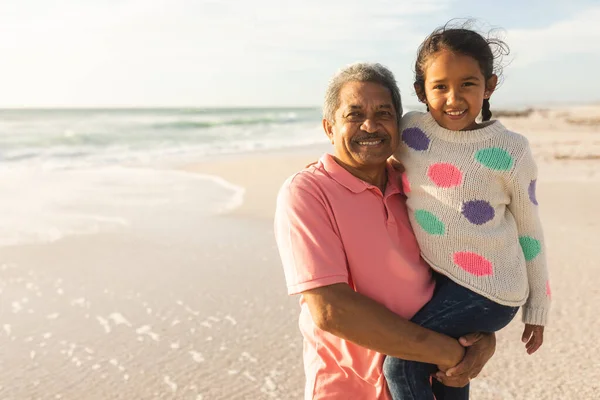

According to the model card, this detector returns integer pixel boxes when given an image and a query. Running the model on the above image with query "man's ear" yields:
[322,119,334,144]
[485,74,498,99]
[414,83,427,104]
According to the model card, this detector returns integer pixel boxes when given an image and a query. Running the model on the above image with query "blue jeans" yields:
[383,273,519,400]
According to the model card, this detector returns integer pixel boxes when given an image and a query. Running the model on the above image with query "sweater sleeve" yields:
[507,144,551,326]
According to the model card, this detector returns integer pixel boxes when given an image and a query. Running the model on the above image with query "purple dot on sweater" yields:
[402,127,430,151]
[528,179,538,205]
[462,200,495,225]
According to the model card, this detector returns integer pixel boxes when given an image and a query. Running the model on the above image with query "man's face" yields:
[324,81,399,170]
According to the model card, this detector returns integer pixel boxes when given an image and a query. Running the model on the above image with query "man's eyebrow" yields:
[343,104,393,112]
[346,104,393,109]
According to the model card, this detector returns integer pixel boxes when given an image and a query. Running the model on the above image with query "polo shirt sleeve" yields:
[274,175,349,295]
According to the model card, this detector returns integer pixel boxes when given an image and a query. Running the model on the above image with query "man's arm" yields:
[303,283,465,370]
[275,177,494,383]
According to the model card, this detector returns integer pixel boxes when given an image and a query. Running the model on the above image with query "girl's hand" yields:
[522,324,544,354]
[388,157,404,173]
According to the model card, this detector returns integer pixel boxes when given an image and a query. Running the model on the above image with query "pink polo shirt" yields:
[274,153,435,400]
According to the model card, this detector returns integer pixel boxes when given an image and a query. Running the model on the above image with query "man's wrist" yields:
[438,339,465,370]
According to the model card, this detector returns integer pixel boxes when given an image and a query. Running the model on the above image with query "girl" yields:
[383,23,550,400]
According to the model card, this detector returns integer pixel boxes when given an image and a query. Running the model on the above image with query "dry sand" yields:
[1,107,599,399]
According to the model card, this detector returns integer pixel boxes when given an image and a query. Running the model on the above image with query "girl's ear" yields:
[484,74,499,99]
[414,82,427,104]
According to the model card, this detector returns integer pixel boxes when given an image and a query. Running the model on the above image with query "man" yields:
[274,63,495,399]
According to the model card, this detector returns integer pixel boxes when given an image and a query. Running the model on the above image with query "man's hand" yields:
[521,324,544,354]
[433,332,496,387]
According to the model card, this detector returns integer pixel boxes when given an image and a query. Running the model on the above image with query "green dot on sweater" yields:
[475,147,514,171]
[415,210,445,235]
[519,236,541,261]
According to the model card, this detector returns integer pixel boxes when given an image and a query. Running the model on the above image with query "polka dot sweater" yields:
[394,112,550,326]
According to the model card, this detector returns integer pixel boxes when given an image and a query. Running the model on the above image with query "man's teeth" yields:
[358,140,383,146]
[446,110,466,116]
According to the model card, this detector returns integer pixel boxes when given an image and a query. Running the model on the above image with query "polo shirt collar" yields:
[320,153,402,195]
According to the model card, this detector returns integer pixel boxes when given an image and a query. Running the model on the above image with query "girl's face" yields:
[418,49,497,131]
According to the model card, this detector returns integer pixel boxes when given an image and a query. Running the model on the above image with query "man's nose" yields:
[361,117,378,133]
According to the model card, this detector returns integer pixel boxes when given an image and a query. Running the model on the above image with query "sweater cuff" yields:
[521,307,549,326]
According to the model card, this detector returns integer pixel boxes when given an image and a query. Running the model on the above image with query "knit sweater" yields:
[394,111,550,326]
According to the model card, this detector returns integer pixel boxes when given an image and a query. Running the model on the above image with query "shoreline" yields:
[179,143,329,219]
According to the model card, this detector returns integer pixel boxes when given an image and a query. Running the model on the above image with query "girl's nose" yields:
[446,91,460,105]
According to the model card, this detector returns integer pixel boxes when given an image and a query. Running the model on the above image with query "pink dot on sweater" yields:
[546,280,551,299]
[427,163,463,188]
[453,251,494,276]
[401,172,411,194]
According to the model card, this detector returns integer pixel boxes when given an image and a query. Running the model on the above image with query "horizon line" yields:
[0,100,597,111]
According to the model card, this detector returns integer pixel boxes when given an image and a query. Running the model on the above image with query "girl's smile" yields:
[444,109,467,119]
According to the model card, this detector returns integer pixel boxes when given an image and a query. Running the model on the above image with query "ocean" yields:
[0,108,326,247]
[0,108,325,168]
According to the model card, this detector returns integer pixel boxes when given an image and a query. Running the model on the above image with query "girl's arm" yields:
[507,143,551,327]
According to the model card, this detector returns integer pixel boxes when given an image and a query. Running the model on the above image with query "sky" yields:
[0,0,599,108]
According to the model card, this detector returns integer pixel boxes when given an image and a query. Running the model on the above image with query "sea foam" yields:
[0,166,244,247]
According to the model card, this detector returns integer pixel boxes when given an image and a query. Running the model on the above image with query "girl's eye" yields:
[433,85,446,90]
[463,82,476,87]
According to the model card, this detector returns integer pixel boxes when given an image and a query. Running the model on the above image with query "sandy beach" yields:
[1,106,599,399]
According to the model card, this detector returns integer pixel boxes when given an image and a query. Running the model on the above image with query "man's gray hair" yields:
[323,62,403,127]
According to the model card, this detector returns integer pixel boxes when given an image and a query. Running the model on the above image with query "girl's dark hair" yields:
[415,20,510,122]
